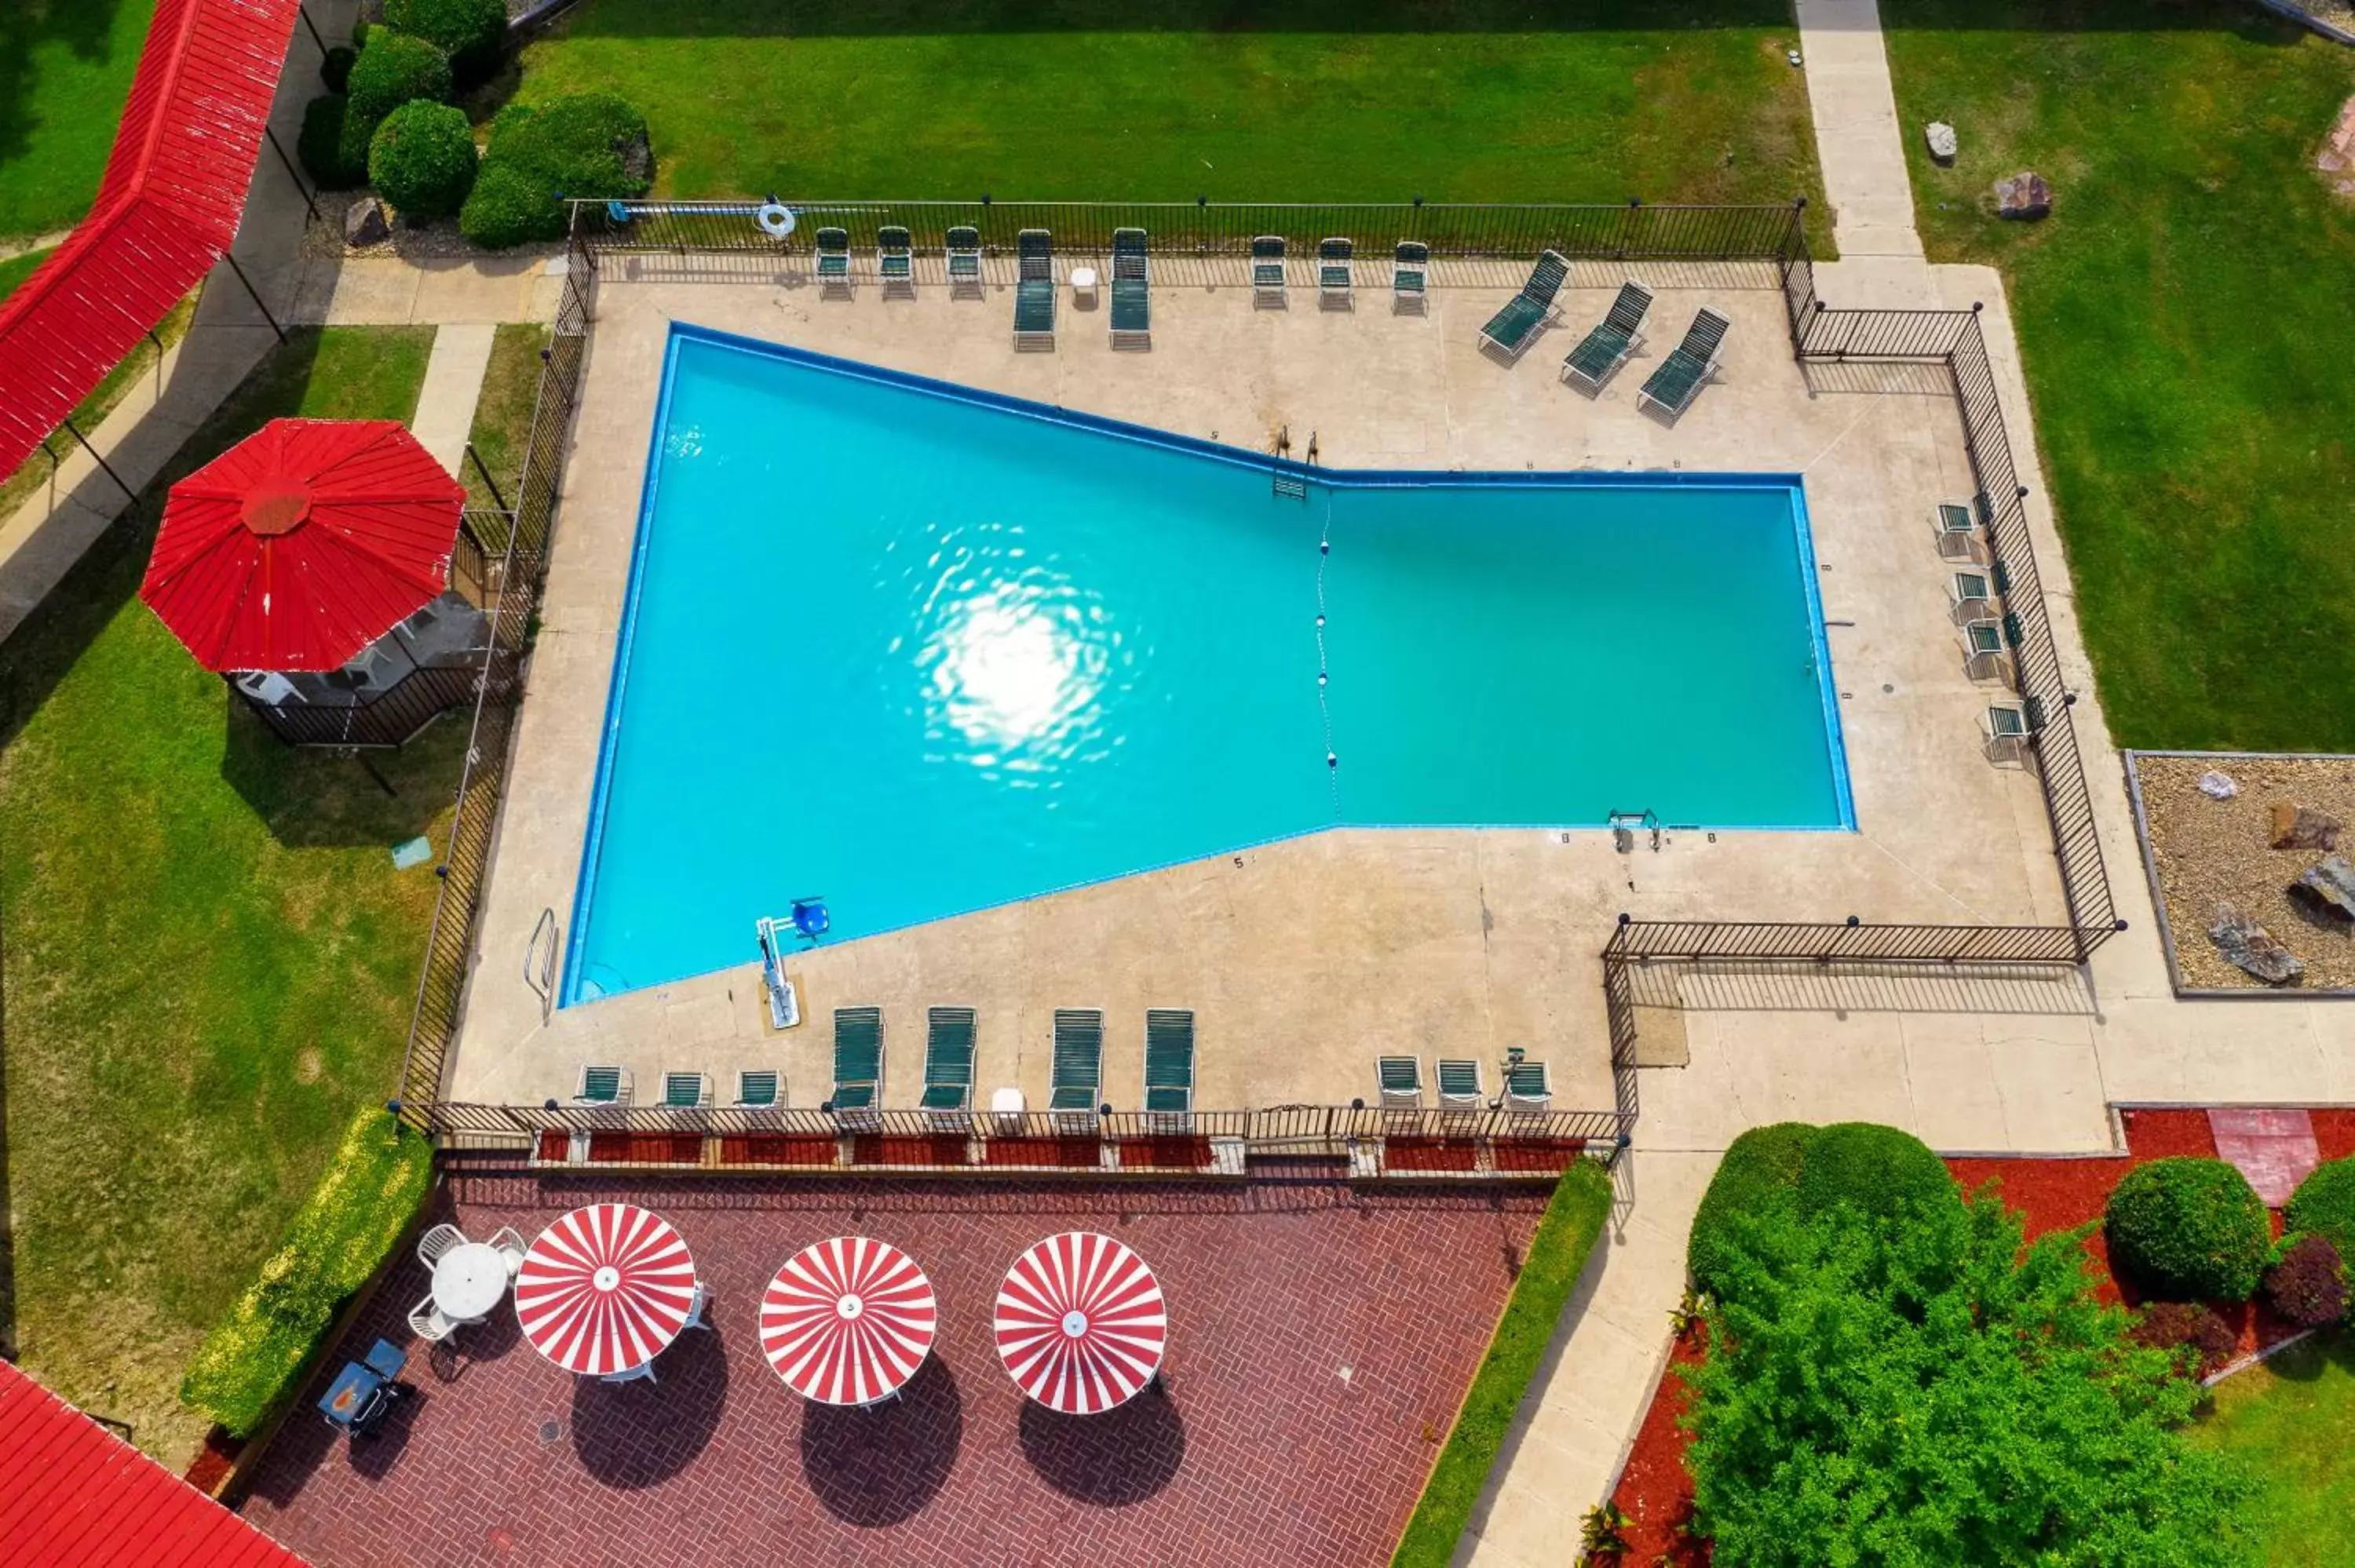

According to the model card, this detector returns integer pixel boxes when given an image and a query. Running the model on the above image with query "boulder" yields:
[2198,770,2239,800]
[342,195,391,249]
[1925,122,1958,166]
[2271,802,2342,851]
[2292,855,2355,921]
[2211,902,2304,986]
[1994,170,2052,221]
[617,128,653,188]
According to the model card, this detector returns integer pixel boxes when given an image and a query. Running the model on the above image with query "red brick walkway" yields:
[239,1171,1545,1568]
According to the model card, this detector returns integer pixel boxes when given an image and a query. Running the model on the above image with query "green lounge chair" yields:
[1637,308,1732,418]
[1014,228,1056,350]
[662,1071,710,1109]
[1378,1056,1422,1108]
[1317,237,1354,308]
[1502,1060,1550,1111]
[878,224,913,297]
[921,1006,977,1114]
[1144,1008,1195,1116]
[1560,281,1654,392]
[1392,241,1429,312]
[814,226,851,294]
[831,1005,882,1110]
[1050,1008,1103,1114]
[573,1065,629,1105]
[1478,250,1568,363]
[1110,228,1150,350]
[1435,1059,1482,1109]
[1251,235,1287,308]
[734,1070,779,1107]
[947,224,983,296]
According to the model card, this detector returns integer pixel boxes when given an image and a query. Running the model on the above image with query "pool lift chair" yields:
[753,913,811,1030]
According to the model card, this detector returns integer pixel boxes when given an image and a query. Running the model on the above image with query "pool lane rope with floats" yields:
[1313,498,1342,819]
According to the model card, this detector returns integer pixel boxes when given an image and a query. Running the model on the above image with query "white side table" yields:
[991,1085,1027,1134]
[432,1242,509,1324]
[1068,266,1099,306]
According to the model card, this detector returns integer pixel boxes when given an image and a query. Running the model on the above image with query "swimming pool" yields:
[560,325,1852,1003]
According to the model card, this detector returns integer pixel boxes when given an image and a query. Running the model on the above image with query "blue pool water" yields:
[561,325,1851,1003]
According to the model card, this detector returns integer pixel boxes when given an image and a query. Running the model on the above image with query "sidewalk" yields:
[1797,0,1941,309]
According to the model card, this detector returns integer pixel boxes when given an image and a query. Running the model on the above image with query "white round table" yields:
[1069,265,1099,304]
[433,1242,510,1323]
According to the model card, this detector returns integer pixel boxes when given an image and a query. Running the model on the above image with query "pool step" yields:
[1271,470,1309,501]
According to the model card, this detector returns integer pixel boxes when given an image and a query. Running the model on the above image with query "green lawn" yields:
[1882,0,2355,750]
[0,326,463,1465]
[0,1,159,241]
[0,244,54,300]
[517,0,1824,219]
[462,323,553,512]
[2193,1333,2355,1566]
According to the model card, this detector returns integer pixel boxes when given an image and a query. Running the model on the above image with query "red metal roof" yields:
[0,1358,309,1566]
[142,418,466,672]
[0,0,304,481]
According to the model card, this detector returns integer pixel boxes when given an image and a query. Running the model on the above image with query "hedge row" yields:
[1688,1121,1961,1300]
[1390,1160,1614,1568]
[461,91,652,249]
[178,1109,434,1437]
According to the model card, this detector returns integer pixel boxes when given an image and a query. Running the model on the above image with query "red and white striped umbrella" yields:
[995,1231,1167,1414]
[514,1204,698,1377]
[760,1236,937,1406]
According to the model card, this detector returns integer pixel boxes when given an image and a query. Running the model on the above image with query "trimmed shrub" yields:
[345,28,452,127]
[2105,1157,2270,1302]
[1797,1121,1961,1224]
[385,0,507,86]
[369,101,478,220]
[296,95,372,191]
[2286,1154,2355,1261]
[1687,1121,1814,1300]
[2127,1300,2240,1378]
[2262,1232,2347,1329]
[179,1110,433,1436]
[320,44,355,93]
[461,89,651,249]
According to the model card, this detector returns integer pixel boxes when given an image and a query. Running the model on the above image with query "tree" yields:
[1685,1189,2257,1567]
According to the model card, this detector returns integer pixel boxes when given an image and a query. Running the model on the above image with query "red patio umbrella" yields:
[760,1236,937,1406]
[995,1231,1167,1414]
[140,418,464,672]
[515,1203,699,1377]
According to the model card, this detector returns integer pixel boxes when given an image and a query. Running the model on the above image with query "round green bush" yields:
[319,44,355,93]
[463,91,652,249]
[345,28,452,126]
[385,0,507,86]
[2105,1157,2270,1302]
[296,94,371,191]
[458,159,555,250]
[1797,1121,1961,1224]
[368,101,478,220]
[1687,1121,1815,1300]
[2287,1155,2355,1260]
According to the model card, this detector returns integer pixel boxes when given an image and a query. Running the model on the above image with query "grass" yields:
[0,1,159,242]
[1391,1159,1615,1566]
[1881,0,2355,749]
[516,0,1825,221]
[462,323,553,512]
[0,244,54,300]
[2193,1332,2355,1566]
[0,326,462,1466]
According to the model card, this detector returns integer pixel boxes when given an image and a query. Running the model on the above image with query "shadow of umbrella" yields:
[1018,1391,1186,1506]
[568,1325,730,1488]
[798,1355,964,1526]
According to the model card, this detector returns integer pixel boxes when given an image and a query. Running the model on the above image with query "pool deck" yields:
[442,255,2068,1127]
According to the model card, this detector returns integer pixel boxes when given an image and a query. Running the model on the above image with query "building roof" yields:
[0,1358,309,1566]
[0,0,305,481]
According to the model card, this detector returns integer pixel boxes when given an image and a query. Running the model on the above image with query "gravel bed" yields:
[2135,753,2355,990]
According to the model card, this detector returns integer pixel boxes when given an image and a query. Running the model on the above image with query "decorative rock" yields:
[2198,770,2239,800]
[618,129,652,188]
[2292,855,2355,921]
[1925,122,1958,166]
[342,196,391,249]
[1994,170,2052,221]
[2271,802,2342,851]
[2211,902,2304,986]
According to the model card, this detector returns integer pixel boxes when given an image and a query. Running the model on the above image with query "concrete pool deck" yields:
[439,255,2070,1123]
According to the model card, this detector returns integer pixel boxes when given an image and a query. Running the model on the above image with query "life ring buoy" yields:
[757,202,796,239]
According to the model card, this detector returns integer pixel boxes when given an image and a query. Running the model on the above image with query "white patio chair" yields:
[488,1225,526,1279]
[416,1223,469,1269]
[407,1295,458,1344]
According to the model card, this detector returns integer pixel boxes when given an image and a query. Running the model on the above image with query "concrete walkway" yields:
[1798,0,1926,263]
[410,325,496,478]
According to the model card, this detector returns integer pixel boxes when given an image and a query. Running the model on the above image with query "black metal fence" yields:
[1604,917,2096,967]
[394,234,595,1118]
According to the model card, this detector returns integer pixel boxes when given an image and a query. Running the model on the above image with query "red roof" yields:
[0,1358,309,1566]
[0,0,304,480]
[142,418,466,672]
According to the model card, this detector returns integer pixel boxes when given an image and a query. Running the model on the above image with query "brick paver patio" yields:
[239,1171,1549,1567]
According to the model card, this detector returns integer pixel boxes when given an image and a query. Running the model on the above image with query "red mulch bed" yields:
[1382,1136,1481,1173]
[717,1132,842,1167]
[182,1427,242,1494]
[1492,1137,1589,1174]
[1605,1107,2335,1561]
